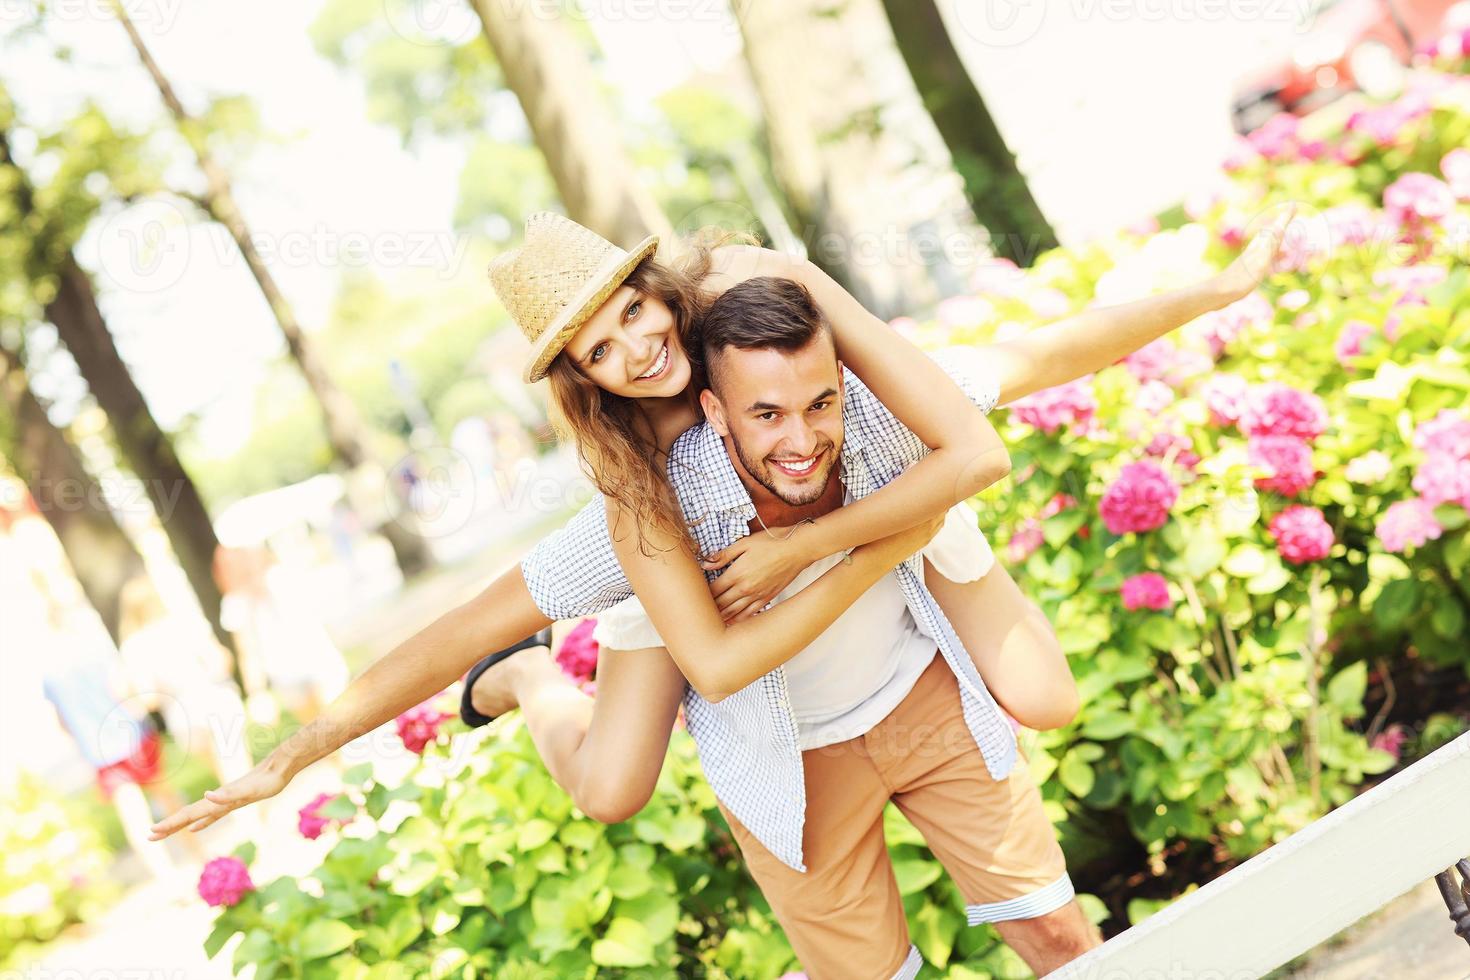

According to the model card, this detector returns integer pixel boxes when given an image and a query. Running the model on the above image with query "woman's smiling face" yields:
[561,284,692,399]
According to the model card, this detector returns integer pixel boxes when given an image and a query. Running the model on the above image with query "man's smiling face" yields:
[700,331,844,508]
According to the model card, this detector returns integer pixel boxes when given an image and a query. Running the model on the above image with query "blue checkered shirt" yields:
[520,348,1016,872]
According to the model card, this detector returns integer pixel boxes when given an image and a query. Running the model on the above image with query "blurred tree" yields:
[311,0,669,248]
[109,0,433,576]
[0,346,148,647]
[879,0,1058,265]
[0,110,235,658]
[729,0,950,319]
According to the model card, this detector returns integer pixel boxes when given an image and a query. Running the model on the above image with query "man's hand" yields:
[703,529,816,623]
[147,760,290,841]
[1217,203,1300,302]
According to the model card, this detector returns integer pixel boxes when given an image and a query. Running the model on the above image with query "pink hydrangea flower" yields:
[1371,724,1409,762]
[1375,498,1444,553]
[1248,435,1318,497]
[1413,409,1470,459]
[1444,148,1470,201]
[936,295,994,329]
[1345,450,1392,485]
[1411,454,1470,509]
[197,856,255,908]
[298,791,352,840]
[1268,505,1334,565]
[1006,518,1045,563]
[1136,379,1176,415]
[1247,113,1299,159]
[1322,203,1384,249]
[1126,215,1161,236]
[1240,382,1328,441]
[1334,319,1376,365]
[1010,377,1098,435]
[1197,373,1251,427]
[1121,572,1172,611]
[395,699,453,755]
[1099,461,1179,535]
[1186,292,1272,358]
[1024,287,1071,319]
[1124,338,1180,384]
[1383,172,1456,226]
[556,618,600,683]
[1145,426,1201,472]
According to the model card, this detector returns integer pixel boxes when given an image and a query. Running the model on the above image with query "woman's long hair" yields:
[545,227,754,554]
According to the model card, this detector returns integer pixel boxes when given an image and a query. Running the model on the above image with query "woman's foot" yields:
[463,633,553,725]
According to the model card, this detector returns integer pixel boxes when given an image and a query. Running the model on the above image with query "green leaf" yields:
[1373,578,1420,631]
[341,762,374,788]
[892,858,943,895]
[1431,599,1466,640]
[297,920,359,961]
[230,841,257,867]
[590,917,656,968]
[1223,544,1268,578]
[517,819,556,851]
[911,902,961,968]
[608,863,653,900]
[1325,662,1368,715]
[1059,748,1096,797]
[1183,530,1227,578]
[203,920,236,960]
[1081,711,1132,740]
[1043,509,1088,548]
[320,794,358,820]
[1245,558,1291,595]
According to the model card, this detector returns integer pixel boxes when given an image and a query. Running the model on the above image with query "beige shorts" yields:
[716,654,1073,980]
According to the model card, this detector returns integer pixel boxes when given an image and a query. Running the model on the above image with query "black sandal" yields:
[459,627,554,727]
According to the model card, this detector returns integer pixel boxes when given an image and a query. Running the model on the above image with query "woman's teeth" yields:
[636,342,668,380]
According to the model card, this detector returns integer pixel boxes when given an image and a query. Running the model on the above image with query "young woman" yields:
[149,209,1292,840]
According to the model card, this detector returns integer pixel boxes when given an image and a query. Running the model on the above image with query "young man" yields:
[488,278,1100,978]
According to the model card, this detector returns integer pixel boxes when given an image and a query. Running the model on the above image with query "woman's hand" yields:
[147,760,290,841]
[1216,203,1299,302]
[703,527,817,623]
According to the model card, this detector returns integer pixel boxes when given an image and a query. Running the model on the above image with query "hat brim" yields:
[522,234,661,384]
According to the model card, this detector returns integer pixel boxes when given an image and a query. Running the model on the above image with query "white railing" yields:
[1045,731,1470,979]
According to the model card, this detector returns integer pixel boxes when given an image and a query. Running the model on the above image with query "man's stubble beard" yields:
[730,430,838,508]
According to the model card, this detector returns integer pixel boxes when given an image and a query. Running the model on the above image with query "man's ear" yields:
[700,388,730,437]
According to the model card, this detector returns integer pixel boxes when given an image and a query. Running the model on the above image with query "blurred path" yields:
[1281,877,1470,980]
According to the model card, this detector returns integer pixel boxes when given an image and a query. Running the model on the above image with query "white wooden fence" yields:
[1045,732,1470,979]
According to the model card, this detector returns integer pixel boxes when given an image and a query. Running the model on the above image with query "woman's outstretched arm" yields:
[147,564,554,839]
[979,207,1296,406]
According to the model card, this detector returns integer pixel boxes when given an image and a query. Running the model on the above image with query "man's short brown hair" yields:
[699,276,833,393]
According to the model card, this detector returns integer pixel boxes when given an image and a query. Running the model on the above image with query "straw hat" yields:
[489,212,660,383]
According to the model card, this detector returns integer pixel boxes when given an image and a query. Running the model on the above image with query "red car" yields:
[1231,0,1470,133]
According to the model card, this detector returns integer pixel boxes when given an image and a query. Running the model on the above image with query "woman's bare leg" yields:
[471,643,686,823]
[924,558,1079,731]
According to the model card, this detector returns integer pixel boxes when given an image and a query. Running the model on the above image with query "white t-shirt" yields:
[593,497,995,749]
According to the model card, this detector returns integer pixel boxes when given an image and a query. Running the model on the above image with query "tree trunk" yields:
[879,0,1059,265]
[730,0,955,319]
[42,258,242,666]
[0,348,148,646]
[111,0,432,576]
[468,0,672,250]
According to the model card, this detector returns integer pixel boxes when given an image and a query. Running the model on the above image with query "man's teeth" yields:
[775,455,817,473]
[637,343,668,380]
